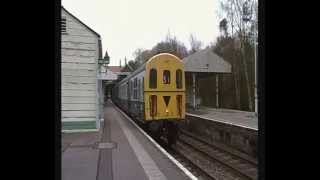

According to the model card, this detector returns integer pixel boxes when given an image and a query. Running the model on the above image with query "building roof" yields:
[61,6,101,38]
[108,66,124,73]
[108,66,132,73]
[182,48,231,73]
[98,69,118,80]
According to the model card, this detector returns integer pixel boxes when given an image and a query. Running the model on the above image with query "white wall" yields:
[61,8,99,126]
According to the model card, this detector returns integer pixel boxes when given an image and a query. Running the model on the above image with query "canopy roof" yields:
[182,48,231,73]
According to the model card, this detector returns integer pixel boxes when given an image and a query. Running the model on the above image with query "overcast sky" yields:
[62,0,221,66]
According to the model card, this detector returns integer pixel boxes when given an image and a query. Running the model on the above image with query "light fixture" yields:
[98,51,110,72]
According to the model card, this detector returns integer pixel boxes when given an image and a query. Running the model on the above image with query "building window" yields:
[61,17,67,34]
[149,69,157,89]
[176,69,182,89]
[163,70,170,84]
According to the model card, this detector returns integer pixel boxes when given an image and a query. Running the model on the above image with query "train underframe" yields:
[146,120,179,146]
[113,99,181,147]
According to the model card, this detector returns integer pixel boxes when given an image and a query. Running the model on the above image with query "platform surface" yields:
[62,101,191,180]
[187,106,258,130]
[62,131,101,180]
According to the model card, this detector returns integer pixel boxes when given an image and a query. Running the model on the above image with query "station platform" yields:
[187,106,258,130]
[62,100,193,180]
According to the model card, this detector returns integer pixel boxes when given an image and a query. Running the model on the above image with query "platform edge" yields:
[111,101,198,180]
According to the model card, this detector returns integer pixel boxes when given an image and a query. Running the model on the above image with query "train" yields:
[112,53,186,145]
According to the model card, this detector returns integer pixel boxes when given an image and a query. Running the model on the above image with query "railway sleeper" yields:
[176,141,242,180]
[179,133,257,180]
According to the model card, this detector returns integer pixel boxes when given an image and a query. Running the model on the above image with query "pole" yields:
[254,42,257,114]
[254,23,258,116]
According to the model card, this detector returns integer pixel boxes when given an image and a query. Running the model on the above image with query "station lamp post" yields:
[242,1,258,116]
[98,51,110,73]
[251,8,258,117]
[97,51,110,123]
[254,26,258,117]
[247,19,258,116]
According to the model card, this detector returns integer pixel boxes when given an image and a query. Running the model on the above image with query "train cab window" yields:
[176,69,182,89]
[149,69,157,89]
[163,70,170,84]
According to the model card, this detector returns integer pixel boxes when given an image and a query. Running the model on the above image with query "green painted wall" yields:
[62,121,97,130]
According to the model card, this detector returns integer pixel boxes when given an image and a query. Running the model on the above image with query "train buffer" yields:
[62,100,194,180]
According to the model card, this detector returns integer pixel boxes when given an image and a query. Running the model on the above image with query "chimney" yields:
[119,59,121,67]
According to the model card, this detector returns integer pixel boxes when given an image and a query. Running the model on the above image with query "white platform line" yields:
[186,112,258,131]
[112,101,198,180]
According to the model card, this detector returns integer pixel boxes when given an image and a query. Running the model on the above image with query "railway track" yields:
[166,148,213,180]
[171,130,258,180]
[118,106,257,180]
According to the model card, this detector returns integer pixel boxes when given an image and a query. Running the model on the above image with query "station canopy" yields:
[98,69,118,80]
[182,48,231,73]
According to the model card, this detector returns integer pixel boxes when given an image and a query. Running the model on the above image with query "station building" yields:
[182,48,232,109]
[102,65,132,99]
[61,6,106,132]
[61,6,232,132]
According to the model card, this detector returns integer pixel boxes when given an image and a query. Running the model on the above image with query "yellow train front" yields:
[145,53,185,120]
[112,53,185,145]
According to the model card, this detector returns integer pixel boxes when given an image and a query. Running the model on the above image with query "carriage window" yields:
[138,79,140,99]
[176,69,182,89]
[134,78,137,99]
[149,69,157,88]
[128,81,131,98]
[163,70,170,84]
[130,81,133,98]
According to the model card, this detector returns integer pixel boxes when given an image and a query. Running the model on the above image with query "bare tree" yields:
[127,60,139,71]
[152,32,188,59]
[132,48,154,65]
[131,33,189,72]
[132,48,144,65]
[218,0,258,111]
[189,34,203,54]
[219,18,229,37]
[213,36,242,109]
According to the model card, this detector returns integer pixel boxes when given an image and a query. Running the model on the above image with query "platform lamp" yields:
[98,51,110,113]
[98,51,110,73]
